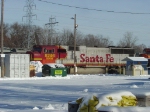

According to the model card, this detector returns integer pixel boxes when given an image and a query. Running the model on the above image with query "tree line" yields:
[0,22,146,53]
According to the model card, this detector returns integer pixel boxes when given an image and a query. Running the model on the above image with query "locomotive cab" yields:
[26,45,43,62]
[26,45,67,64]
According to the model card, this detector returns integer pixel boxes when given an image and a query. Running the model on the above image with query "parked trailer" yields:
[26,45,135,74]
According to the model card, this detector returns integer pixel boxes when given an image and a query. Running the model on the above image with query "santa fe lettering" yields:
[80,54,114,62]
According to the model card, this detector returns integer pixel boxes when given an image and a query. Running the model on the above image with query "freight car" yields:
[0,47,27,54]
[26,45,135,74]
[139,48,150,58]
[139,48,150,66]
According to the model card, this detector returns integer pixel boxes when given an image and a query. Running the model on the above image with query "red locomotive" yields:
[26,45,67,64]
[26,45,135,74]
[139,48,150,58]
[139,48,150,67]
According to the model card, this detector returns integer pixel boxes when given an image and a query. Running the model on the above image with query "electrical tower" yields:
[45,16,58,45]
[23,0,37,49]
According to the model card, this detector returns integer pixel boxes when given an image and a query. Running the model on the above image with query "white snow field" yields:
[0,73,150,112]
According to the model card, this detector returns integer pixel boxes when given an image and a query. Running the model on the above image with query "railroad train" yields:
[1,47,28,54]
[139,48,150,66]
[26,45,135,74]
[139,48,150,58]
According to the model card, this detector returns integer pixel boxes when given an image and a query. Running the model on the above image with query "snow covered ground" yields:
[0,73,150,112]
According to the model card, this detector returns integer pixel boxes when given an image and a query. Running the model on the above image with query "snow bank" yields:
[76,91,137,112]
[30,61,43,72]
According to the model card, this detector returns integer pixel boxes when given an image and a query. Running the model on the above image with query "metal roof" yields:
[122,57,148,61]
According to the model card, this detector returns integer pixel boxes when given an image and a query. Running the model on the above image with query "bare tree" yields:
[9,23,28,48]
[2,22,145,51]
[59,29,73,45]
[34,26,47,45]
[59,29,83,46]
[0,23,11,47]
[117,32,138,48]
[83,34,113,47]
[133,44,146,53]
[83,34,98,47]
[75,31,84,46]
[97,35,113,47]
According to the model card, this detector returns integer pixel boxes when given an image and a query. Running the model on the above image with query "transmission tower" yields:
[45,16,58,45]
[23,0,37,49]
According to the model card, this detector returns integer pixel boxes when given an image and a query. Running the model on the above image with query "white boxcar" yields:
[4,54,30,78]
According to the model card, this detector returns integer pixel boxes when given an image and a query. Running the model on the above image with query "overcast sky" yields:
[3,0,150,46]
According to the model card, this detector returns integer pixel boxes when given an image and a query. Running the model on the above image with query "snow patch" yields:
[43,104,55,110]
[83,89,88,92]
[130,84,138,88]
[33,106,39,110]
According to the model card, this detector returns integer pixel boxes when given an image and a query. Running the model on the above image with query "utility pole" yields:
[45,16,58,45]
[72,14,78,75]
[1,0,4,78]
[23,0,37,49]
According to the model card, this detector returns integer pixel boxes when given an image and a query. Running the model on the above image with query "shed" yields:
[122,57,148,75]
[122,57,148,62]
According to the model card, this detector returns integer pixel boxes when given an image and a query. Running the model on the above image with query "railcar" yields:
[139,48,150,66]
[139,48,150,58]
[0,47,27,54]
[26,45,135,74]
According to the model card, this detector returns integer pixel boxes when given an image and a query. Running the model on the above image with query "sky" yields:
[2,0,150,46]
[0,72,150,111]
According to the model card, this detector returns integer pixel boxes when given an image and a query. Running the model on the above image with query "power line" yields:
[37,0,150,15]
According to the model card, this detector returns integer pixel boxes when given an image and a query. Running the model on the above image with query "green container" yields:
[50,68,67,77]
